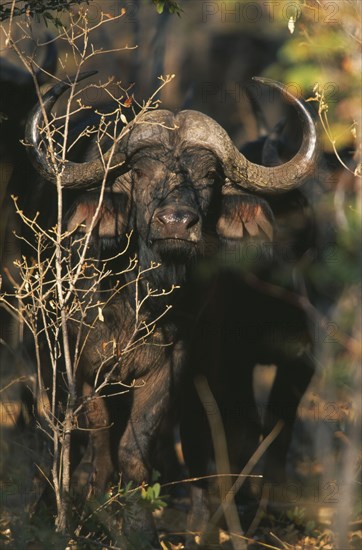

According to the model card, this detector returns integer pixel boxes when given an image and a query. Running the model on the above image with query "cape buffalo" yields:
[25,75,317,547]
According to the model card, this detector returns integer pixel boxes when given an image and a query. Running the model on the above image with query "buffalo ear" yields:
[216,192,274,241]
[67,192,130,239]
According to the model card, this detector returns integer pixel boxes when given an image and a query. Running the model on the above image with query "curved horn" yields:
[25,72,126,189]
[180,78,317,194]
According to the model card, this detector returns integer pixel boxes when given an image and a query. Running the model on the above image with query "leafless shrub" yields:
[0,2,174,541]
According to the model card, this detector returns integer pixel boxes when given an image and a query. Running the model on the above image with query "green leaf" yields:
[155,1,165,14]
[152,482,161,499]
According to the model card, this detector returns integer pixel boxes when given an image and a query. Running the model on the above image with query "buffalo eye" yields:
[133,167,145,179]
[194,168,218,189]
[205,169,217,178]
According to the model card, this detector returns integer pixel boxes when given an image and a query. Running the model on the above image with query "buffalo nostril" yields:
[183,211,199,229]
[188,213,200,228]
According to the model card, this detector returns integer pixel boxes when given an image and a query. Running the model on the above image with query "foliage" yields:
[265,0,361,152]
[0,0,183,23]
[0,0,88,22]
[141,482,167,511]
[153,0,182,16]
[0,479,167,548]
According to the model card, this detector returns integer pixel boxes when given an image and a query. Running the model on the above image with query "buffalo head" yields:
[25,76,317,267]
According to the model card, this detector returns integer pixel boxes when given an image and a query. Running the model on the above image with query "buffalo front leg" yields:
[262,353,315,486]
[72,383,114,499]
[118,369,176,548]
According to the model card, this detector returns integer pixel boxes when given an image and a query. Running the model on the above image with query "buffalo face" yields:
[130,146,222,262]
